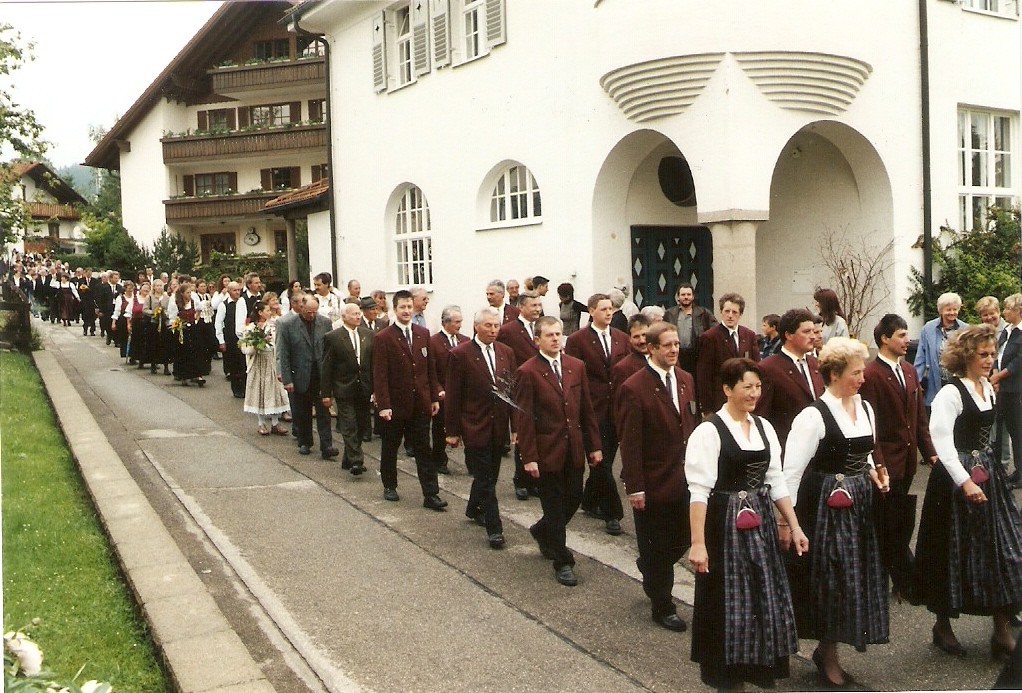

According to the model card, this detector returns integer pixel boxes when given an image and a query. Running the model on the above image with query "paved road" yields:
[38,319,1016,692]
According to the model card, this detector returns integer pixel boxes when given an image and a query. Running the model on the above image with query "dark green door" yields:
[630,225,713,310]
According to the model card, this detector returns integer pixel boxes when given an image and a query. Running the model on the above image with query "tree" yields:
[151,227,199,275]
[81,211,149,275]
[908,207,1022,323]
[816,226,895,339]
[0,24,49,245]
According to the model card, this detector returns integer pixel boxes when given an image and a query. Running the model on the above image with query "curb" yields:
[32,349,276,693]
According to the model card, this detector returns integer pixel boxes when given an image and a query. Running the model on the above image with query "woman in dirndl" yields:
[784,337,890,688]
[240,301,290,436]
[686,357,807,691]
[167,282,209,387]
[54,272,80,326]
[913,324,1022,661]
[142,279,173,375]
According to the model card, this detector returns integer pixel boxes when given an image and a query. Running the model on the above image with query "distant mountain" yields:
[55,163,97,202]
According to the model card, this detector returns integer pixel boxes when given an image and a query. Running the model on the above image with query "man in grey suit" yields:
[663,282,716,377]
[321,302,374,475]
[277,295,338,459]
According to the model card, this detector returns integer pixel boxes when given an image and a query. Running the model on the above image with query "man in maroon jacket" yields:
[445,307,517,549]
[611,313,652,397]
[372,289,446,510]
[860,313,937,600]
[696,292,760,416]
[565,293,630,535]
[514,315,602,586]
[430,305,469,475]
[498,291,544,499]
[617,321,696,631]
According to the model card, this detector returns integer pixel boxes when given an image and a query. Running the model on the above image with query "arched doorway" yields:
[591,129,710,309]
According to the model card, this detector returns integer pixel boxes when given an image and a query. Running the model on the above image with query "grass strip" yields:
[2,351,168,691]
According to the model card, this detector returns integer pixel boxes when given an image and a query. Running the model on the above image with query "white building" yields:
[294,0,1019,333]
[6,161,88,255]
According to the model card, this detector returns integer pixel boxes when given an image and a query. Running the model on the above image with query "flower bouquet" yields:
[238,322,271,352]
[170,317,184,344]
[153,305,163,333]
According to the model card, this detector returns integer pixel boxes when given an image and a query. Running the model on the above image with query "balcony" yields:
[26,202,80,221]
[164,191,281,222]
[162,124,327,164]
[210,57,326,99]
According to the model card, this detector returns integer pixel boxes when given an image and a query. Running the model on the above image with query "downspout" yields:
[292,17,339,283]
[919,0,934,320]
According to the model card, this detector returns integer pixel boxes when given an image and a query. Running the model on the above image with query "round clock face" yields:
[243,231,260,246]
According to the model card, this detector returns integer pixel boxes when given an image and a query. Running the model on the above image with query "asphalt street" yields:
[37,318,1017,692]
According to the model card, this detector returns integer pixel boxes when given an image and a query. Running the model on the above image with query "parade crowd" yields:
[6,249,1022,691]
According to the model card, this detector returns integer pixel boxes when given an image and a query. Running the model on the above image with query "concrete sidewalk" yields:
[33,317,1015,692]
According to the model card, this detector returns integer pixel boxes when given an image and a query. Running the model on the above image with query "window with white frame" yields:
[373,3,430,93]
[448,0,506,66]
[960,0,1019,16]
[250,103,292,128]
[958,108,1017,230]
[395,6,414,86]
[490,164,542,224]
[394,185,433,286]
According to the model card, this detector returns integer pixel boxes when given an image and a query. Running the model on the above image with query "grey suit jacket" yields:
[276,313,333,393]
[999,326,1022,394]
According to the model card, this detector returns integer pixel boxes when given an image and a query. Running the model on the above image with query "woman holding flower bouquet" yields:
[143,279,173,375]
[167,283,210,386]
[240,301,290,435]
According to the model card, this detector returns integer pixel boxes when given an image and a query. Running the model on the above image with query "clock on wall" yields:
[243,230,260,246]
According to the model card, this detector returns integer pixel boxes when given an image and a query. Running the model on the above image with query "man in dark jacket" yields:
[663,282,716,377]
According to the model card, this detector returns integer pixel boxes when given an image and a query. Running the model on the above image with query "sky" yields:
[3,0,224,168]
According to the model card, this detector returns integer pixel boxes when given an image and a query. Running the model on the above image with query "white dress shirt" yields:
[929,377,994,487]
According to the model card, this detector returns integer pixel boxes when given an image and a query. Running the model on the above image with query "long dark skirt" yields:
[790,471,889,651]
[692,489,797,689]
[128,316,146,361]
[173,323,210,381]
[199,320,217,354]
[57,290,77,322]
[143,321,173,366]
[913,454,1022,618]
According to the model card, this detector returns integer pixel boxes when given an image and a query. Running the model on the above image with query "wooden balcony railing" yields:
[162,124,327,163]
[163,192,281,222]
[210,58,326,96]
[26,202,80,220]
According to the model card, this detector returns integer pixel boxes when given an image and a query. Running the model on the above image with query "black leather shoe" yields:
[514,487,530,501]
[605,519,623,536]
[341,458,352,470]
[488,533,506,549]
[383,488,399,501]
[298,445,311,455]
[529,524,556,560]
[931,626,967,658]
[554,565,578,586]
[436,464,450,475]
[321,447,340,460]
[350,464,366,476]
[653,613,687,632]
[423,495,447,511]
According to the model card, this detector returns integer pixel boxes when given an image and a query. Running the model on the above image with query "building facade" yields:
[86,2,328,266]
[297,0,1019,332]
[6,161,88,255]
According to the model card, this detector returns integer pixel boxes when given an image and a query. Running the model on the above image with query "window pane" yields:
[959,195,968,231]
[995,153,1010,187]
[510,195,520,219]
[972,195,988,229]
[971,115,989,151]
[490,197,499,222]
[958,111,969,149]
[994,116,1011,151]
[959,151,966,187]
[533,190,542,217]
[972,151,988,187]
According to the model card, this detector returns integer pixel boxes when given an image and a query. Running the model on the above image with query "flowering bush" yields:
[4,624,112,693]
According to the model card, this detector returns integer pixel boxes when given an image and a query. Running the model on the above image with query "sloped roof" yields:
[264,177,329,213]
[5,161,87,205]
[84,1,296,171]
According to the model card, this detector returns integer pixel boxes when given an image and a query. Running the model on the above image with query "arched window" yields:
[489,164,542,223]
[394,185,433,286]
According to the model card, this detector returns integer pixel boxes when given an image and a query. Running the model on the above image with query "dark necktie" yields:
[731,330,739,354]
[552,359,563,388]
[485,344,496,382]
[892,362,905,390]
[666,370,678,413]
[403,326,412,351]
[601,331,611,360]
[798,359,814,397]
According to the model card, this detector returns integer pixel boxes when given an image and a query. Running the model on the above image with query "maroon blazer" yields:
[754,352,824,449]
[696,323,760,414]
[617,366,696,504]
[430,330,469,387]
[444,340,516,448]
[860,357,937,481]
[564,325,630,424]
[372,323,440,420]
[497,318,538,367]
[500,304,520,325]
[611,350,647,401]
[513,353,600,473]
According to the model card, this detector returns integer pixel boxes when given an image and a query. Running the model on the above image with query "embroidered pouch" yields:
[734,491,761,530]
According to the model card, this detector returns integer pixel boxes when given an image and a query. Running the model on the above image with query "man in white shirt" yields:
[313,272,344,325]
[321,302,374,474]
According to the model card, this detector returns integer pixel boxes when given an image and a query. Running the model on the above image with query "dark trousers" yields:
[380,413,439,497]
[633,496,691,617]
[293,373,333,452]
[997,392,1022,480]
[513,446,539,492]
[101,313,113,341]
[431,402,449,468]
[465,443,504,533]
[581,420,623,520]
[82,308,96,333]
[874,476,917,594]
[532,463,584,569]
[223,337,246,397]
[336,391,370,465]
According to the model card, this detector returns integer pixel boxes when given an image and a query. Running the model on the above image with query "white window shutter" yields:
[412,1,431,77]
[485,0,506,48]
[372,12,388,93]
[430,0,451,68]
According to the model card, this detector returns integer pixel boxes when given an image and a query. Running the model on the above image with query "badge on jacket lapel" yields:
[421,346,428,358]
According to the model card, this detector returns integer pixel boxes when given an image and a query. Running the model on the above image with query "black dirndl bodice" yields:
[913,379,1022,616]
[790,400,889,650]
[691,415,797,690]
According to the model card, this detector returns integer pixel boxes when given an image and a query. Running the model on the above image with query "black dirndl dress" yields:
[913,379,1022,617]
[172,307,211,381]
[789,401,889,651]
[691,415,798,690]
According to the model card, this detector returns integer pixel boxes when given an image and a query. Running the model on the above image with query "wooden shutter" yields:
[237,107,250,128]
[289,101,301,124]
[430,0,450,68]
[308,99,322,123]
[260,169,271,191]
[183,175,194,196]
[228,172,238,193]
[197,110,208,130]
[485,0,506,48]
[290,167,301,188]
[412,0,430,77]
[226,109,237,130]
[371,11,387,93]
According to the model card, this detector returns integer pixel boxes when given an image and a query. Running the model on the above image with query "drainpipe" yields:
[919,0,934,320]
[291,17,338,283]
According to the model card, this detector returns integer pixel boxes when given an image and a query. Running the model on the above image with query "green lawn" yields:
[2,351,168,691]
